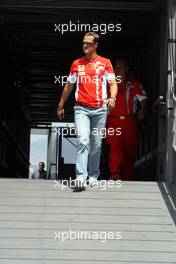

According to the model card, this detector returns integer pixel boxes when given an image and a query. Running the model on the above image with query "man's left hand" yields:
[136,110,145,120]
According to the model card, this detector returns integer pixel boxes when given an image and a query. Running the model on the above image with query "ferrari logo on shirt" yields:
[78,65,85,71]
[89,63,98,70]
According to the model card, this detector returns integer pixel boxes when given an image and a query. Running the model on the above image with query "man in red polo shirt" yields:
[57,32,118,189]
[106,59,147,180]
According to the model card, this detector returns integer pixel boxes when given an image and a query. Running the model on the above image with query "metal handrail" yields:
[168,5,176,101]
[0,120,29,167]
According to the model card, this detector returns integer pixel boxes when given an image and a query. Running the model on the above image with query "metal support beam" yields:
[0,1,155,11]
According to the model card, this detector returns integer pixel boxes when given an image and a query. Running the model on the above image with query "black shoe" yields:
[73,180,86,192]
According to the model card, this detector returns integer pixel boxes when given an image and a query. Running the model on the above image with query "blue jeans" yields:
[74,104,107,181]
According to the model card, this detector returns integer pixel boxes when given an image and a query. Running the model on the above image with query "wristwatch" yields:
[110,97,116,101]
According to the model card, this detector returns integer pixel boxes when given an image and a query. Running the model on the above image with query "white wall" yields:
[29,129,49,178]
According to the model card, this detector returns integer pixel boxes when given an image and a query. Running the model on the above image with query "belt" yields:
[75,102,101,109]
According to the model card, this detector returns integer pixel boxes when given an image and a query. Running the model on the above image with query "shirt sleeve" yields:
[67,61,77,83]
[134,82,148,102]
[105,59,115,82]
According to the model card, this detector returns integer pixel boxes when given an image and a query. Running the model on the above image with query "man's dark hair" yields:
[39,161,45,167]
[84,32,99,43]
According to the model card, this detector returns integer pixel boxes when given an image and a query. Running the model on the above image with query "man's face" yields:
[82,35,98,55]
[114,59,128,82]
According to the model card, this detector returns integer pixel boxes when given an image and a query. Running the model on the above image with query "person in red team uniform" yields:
[106,59,148,180]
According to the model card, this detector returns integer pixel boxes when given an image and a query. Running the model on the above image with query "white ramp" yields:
[0,179,176,264]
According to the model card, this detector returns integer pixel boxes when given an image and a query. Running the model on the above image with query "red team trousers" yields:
[106,115,138,180]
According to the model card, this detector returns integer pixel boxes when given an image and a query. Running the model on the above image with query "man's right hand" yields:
[57,107,65,120]
[56,82,75,120]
